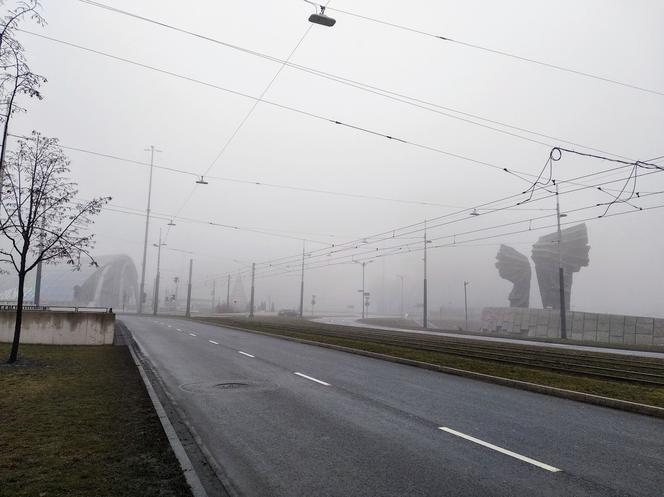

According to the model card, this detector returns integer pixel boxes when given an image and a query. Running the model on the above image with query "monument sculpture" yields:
[531,223,590,309]
[495,244,531,308]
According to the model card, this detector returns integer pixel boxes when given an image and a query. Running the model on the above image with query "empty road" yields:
[122,315,664,497]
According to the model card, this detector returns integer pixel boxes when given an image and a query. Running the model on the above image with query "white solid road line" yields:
[189,333,197,337]
[209,340,219,345]
[439,427,561,473]
[238,351,255,358]
[294,372,330,386]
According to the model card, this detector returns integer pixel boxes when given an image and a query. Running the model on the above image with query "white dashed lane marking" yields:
[438,427,561,473]
[238,351,255,358]
[294,372,330,386]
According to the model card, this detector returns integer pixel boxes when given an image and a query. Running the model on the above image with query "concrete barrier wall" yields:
[0,311,115,345]
[481,307,664,346]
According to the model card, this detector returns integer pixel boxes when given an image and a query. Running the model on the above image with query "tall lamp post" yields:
[463,281,470,330]
[354,260,373,319]
[299,241,306,318]
[423,222,432,329]
[139,145,160,314]
[152,229,166,316]
[555,181,568,339]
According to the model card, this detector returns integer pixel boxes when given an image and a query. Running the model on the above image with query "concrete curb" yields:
[123,326,209,497]
[192,319,664,420]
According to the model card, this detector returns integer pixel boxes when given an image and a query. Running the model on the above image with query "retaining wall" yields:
[0,310,115,345]
[481,307,664,346]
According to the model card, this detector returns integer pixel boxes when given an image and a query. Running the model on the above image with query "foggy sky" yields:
[5,0,664,316]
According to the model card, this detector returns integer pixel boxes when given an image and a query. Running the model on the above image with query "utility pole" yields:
[555,182,567,339]
[153,229,165,316]
[139,145,159,314]
[423,221,430,329]
[33,217,46,306]
[249,262,256,318]
[226,274,231,310]
[34,260,42,306]
[185,259,193,318]
[299,241,305,318]
[464,281,470,330]
[211,280,216,312]
[355,260,373,319]
[397,275,405,317]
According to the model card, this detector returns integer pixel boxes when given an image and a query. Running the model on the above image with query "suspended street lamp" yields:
[303,1,336,26]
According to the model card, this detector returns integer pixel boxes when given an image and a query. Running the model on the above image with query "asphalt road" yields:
[122,315,664,497]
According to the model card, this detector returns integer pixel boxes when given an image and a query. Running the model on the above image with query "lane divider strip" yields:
[238,351,255,358]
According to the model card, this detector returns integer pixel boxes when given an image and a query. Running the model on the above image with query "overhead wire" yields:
[202,164,664,282]
[324,5,664,97]
[167,2,332,237]
[69,1,645,160]
[18,30,539,185]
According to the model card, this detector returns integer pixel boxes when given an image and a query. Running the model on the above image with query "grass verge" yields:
[197,316,664,409]
[0,343,192,497]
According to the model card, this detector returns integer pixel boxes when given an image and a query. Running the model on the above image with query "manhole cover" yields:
[214,382,249,390]
[179,381,268,394]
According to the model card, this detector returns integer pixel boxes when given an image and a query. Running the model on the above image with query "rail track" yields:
[202,318,664,386]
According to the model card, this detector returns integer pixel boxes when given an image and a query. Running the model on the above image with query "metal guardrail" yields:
[0,304,113,313]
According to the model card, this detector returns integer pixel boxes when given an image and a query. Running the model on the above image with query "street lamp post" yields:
[185,259,193,318]
[354,260,373,319]
[139,145,160,314]
[299,241,305,318]
[153,229,166,316]
[555,181,568,339]
[464,281,470,330]
[423,221,432,329]
[249,262,256,318]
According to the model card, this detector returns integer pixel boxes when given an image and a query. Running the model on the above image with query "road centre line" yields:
[176,328,183,331]
[294,372,330,386]
[438,427,561,473]
[189,333,197,337]
[209,340,219,345]
[238,351,255,358]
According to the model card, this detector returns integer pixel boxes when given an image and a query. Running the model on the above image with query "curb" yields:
[121,324,209,497]
[191,319,664,420]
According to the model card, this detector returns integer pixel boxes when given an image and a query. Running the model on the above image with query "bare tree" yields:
[0,1,46,204]
[0,132,110,363]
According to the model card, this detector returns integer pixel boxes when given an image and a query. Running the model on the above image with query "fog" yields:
[5,0,664,317]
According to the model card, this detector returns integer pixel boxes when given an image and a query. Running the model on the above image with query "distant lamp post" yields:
[152,229,167,316]
[423,221,433,329]
[463,281,470,330]
[303,1,336,26]
[354,260,373,319]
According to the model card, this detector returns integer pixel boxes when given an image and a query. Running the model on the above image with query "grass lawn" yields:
[197,317,664,409]
[0,343,192,497]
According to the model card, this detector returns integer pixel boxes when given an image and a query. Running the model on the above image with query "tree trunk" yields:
[8,269,26,364]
